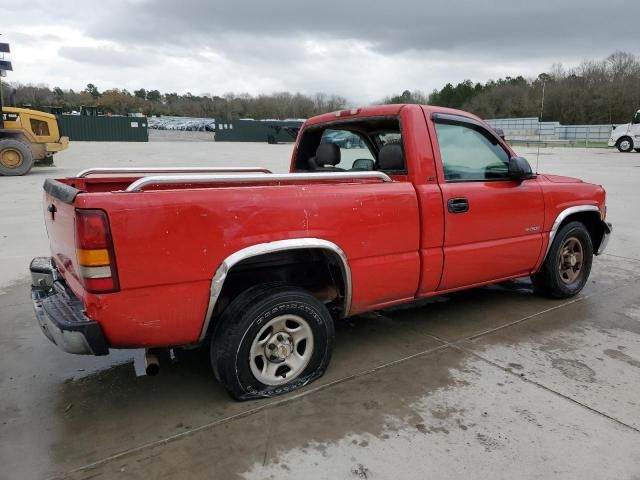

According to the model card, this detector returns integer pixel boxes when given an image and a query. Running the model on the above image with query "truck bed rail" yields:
[124,171,393,192]
[77,167,273,177]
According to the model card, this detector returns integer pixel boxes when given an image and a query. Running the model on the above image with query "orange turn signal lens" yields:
[77,248,110,266]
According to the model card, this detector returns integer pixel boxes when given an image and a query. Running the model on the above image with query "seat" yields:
[378,144,405,171]
[308,143,345,171]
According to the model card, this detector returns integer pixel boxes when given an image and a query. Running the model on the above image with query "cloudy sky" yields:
[2,0,639,104]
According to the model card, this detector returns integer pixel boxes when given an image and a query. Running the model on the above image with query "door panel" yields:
[439,180,544,289]
[430,115,545,291]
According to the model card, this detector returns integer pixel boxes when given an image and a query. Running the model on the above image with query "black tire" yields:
[532,221,593,299]
[0,138,34,176]
[211,283,335,400]
[616,137,633,153]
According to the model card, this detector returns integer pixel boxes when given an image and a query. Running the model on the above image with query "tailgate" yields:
[43,179,85,296]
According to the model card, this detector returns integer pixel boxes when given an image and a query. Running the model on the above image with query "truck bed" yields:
[42,169,419,348]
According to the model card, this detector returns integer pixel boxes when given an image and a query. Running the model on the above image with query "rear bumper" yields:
[30,257,109,355]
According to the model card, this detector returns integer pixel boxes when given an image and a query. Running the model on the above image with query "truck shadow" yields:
[48,280,552,469]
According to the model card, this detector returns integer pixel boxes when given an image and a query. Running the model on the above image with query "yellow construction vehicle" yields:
[0,36,69,175]
[0,106,69,176]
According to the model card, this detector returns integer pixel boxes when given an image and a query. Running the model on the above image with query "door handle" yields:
[447,197,469,214]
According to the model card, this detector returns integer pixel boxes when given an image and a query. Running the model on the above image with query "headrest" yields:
[316,143,341,166]
[351,158,374,171]
[378,144,404,171]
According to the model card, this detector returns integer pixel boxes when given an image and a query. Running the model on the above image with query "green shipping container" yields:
[57,115,149,142]
[215,120,302,143]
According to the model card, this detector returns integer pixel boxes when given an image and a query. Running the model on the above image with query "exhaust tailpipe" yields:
[144,350,160,376]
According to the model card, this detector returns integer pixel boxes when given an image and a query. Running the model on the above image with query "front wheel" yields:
[616,137,633,152]
[532,221,593,298]
[211,283,335,400]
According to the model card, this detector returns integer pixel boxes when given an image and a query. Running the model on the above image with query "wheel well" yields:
[0,132,40,158]
[617,136,632,144]
[212,247,347,324]
[558,211,605,253]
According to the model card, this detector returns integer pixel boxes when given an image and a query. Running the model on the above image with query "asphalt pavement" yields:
[1,142,639,479]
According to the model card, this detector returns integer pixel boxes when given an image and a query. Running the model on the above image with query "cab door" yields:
[430,113,544,291]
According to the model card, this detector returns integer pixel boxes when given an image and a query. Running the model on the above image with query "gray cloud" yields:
[84,0,639,58]
[3,0,640,102]
[58,46,152,68]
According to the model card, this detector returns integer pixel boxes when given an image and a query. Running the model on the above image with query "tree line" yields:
[1,82,347,120]
[3,51,639,124]
[395,51,640,124]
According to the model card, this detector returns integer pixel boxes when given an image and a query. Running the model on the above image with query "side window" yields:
[320,129,374,170]
[434,122,510,181]
[30,119,51,136]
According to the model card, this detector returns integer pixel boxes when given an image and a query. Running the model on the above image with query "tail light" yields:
[75,209,119,293]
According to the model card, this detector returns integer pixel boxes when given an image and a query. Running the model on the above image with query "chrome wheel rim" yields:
[620,140,631,151]
[249,314,314,386]
[558,236,584,284]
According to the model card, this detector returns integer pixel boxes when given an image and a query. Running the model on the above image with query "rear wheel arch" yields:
[0,132,45,160]
[1,131,29,141]
[199,239,351,342]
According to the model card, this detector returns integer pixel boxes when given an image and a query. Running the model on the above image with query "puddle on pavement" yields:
[3,253,640,479]
[238,347,640,480]
[464,282,640,430]
[66,347,475,479]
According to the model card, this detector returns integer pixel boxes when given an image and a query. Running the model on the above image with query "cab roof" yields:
[304,104,486,127]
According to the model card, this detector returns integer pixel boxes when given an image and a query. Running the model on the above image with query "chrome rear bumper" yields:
[30,257,109,356]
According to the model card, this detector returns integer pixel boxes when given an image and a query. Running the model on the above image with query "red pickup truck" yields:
[31,104,612,400]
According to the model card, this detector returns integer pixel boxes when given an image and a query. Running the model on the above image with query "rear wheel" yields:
[532,221,593,298]
[616,137,633,152]
[211,283,335,400]
[0,138,34,176]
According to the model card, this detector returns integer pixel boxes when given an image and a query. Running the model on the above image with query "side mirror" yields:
[508,156,534,180]
[495,128,506,141]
